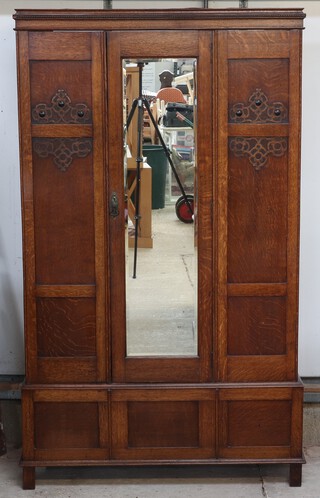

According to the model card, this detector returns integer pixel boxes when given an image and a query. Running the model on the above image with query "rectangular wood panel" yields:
[37,358,97,384]
[227,400,291,447]
[36,297,96,357]
[218,386,302,460]
[24,387,110,462]
[111,388,215,460]
[227,296,286,356]
[227,30,290,59]
[227,148,288,283]
[34,402,100,449]
[33,143,95,285]
[118,31,199,58]
[227,356,289,383]
[30,61,92,121]
[28,32,92,60]
[128,401,199,448]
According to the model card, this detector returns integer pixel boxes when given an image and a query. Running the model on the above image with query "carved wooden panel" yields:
[30,61,92,119]
[32,140,95,285]
[228,59,289,123]
[33,138,92,171]
[227,297,286,355]
[36,298,96,357]
[227,146,288,283]
[229,88,288,124]
[229,137,287,170]
[32,89,92,124]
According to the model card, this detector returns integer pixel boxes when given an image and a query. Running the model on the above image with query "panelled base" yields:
[21,382,304,488]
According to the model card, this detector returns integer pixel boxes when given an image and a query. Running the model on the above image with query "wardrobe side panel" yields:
[18,31,107,384]
[216,30,301,382]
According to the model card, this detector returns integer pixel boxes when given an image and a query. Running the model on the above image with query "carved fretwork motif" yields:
[229,137,287,171]
[32,89,92,124]
[229,89,288,123]
[33,138,92,171]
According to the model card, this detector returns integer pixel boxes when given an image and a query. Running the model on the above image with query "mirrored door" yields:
[108,31,214,383]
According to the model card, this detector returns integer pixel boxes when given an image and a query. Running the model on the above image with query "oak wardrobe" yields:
[14,8,305,489]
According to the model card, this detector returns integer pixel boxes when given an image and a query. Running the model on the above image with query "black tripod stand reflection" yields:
[125,62,194,279]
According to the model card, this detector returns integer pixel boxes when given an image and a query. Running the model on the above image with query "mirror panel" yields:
[123,59,197,357]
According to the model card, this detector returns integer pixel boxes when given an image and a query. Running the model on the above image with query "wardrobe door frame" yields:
[107,30,214,383]
[215,29,302,383]
[17,30,108,384]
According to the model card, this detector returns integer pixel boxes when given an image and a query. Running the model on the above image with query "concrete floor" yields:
[126,205,197,356]
[0,446,319,497]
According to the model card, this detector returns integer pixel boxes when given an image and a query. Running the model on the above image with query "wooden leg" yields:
[23,467,35,490]
[289,463,302,487]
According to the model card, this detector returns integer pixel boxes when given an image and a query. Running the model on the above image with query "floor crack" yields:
[181,253,194,288]
[258,465,270,498]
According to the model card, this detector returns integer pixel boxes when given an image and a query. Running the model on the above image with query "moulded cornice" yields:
[13,8,305,31]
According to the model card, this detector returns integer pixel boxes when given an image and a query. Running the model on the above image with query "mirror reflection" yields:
[123,58,197,357]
